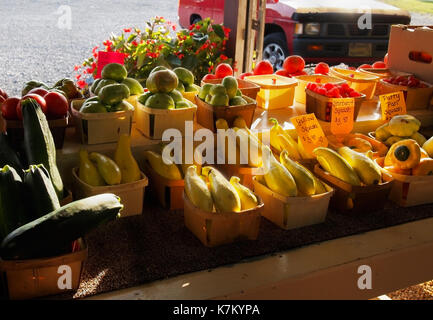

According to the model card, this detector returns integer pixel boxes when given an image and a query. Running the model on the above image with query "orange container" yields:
[305,88,366,122]
[200,78,261,100]
[0,239,87,300]
[183,192,263,247]
[194,95,257,132]
[314,164,393,214]
[330,67,380,100]
[252,176,333,230]
[143,161,184,211]
[244,74,298,109]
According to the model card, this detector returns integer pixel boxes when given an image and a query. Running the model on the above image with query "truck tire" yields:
[263,33,289,70]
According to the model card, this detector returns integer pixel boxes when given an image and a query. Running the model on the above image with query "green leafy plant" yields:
[74,17,231,90]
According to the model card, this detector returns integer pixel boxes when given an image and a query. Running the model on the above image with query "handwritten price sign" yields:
[291,113,328,155]
[330,98,355,135]
[380,91,407,121]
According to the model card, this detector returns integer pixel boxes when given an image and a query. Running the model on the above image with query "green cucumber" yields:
[23,164,60,220]
[22,98,64,200]
[0,133,23,175]
[0,165,28,242]
[1,193,123,260]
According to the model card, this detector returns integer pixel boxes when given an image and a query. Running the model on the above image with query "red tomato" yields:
[372,61,386,69]
[214,63,233,78]
[1,97,20,120]
[202,74,218,82]
[44,91,69,118]
[253,60,274,75]
[384,53,389,66]
[283,55,305,74]
[239,72,254,80]
[28,87,49,97]
[357,64,372,70]
[275,69,291,77]
[291,70,307,76]
[314,62,330,75]
[17,94,47,120]
[0,88,8,100]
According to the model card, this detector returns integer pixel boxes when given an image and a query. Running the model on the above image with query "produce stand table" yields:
[50,98,433,300]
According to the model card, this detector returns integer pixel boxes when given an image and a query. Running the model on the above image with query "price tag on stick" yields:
[95,51,126,79]
[380,91,407,121]
[330,98,355,136]
[291,113,328,156]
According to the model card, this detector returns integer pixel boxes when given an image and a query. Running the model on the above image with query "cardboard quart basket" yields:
[125,95,139,122]
[314,164,394,214]
[375,157,433,207]
[305,88,366,122]
[71,167,148,217]
[0,239,87,300]
[329,67,380,100]
[294,74,346,105]
[6,114,69,150]
[252,176,333,230]
[244,74,298,110]
[143,160,184,211]
[195,94,257,133]
[70,99,133,145]
[378,79,433,110]
[135,101,197,140]
[200,78,261,100]
[183,191,263,247]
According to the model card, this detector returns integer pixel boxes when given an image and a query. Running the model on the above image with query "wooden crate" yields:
[6,115,69,149]
[375,157,433,207]
[195,95,257,132]
[135,101,196,140]
[314,164,394,214]
[70,100,133,145]
[71,168,148,217]
[0,239,87,300]
[200,78,261,100]
[252,176,333,230]
[305,88,365,122]
[143,161,184,211]
[183,192,263,247]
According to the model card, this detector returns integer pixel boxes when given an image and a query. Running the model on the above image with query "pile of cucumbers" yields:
[0,98,123,260]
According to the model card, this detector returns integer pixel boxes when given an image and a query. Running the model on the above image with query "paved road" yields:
[1,1,433,96]
[0,0,179,96]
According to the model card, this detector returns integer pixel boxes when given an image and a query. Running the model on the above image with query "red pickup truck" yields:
[178,0,411,69]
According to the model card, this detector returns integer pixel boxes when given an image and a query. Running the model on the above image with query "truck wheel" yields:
[263,33,289,70]
[191,15,202,25]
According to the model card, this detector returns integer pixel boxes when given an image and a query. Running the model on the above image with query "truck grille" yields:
[325,23,390,38]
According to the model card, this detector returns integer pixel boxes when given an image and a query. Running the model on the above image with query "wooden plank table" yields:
[59,99,433,300]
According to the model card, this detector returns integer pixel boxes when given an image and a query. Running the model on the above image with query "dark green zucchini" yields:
[23,164,60,220]
[1,193,123,260]
[0,133,23,174]
[22,98,64,200]
[0,165,28,242]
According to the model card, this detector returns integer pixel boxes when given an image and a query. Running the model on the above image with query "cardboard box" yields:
[388,25,433,84]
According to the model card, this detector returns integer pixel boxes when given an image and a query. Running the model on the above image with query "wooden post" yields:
[224,0,267,74]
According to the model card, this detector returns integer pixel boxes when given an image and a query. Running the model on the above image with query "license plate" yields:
[349,43,372,57]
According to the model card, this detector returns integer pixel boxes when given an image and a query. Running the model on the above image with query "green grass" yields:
[381,0,433,14]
